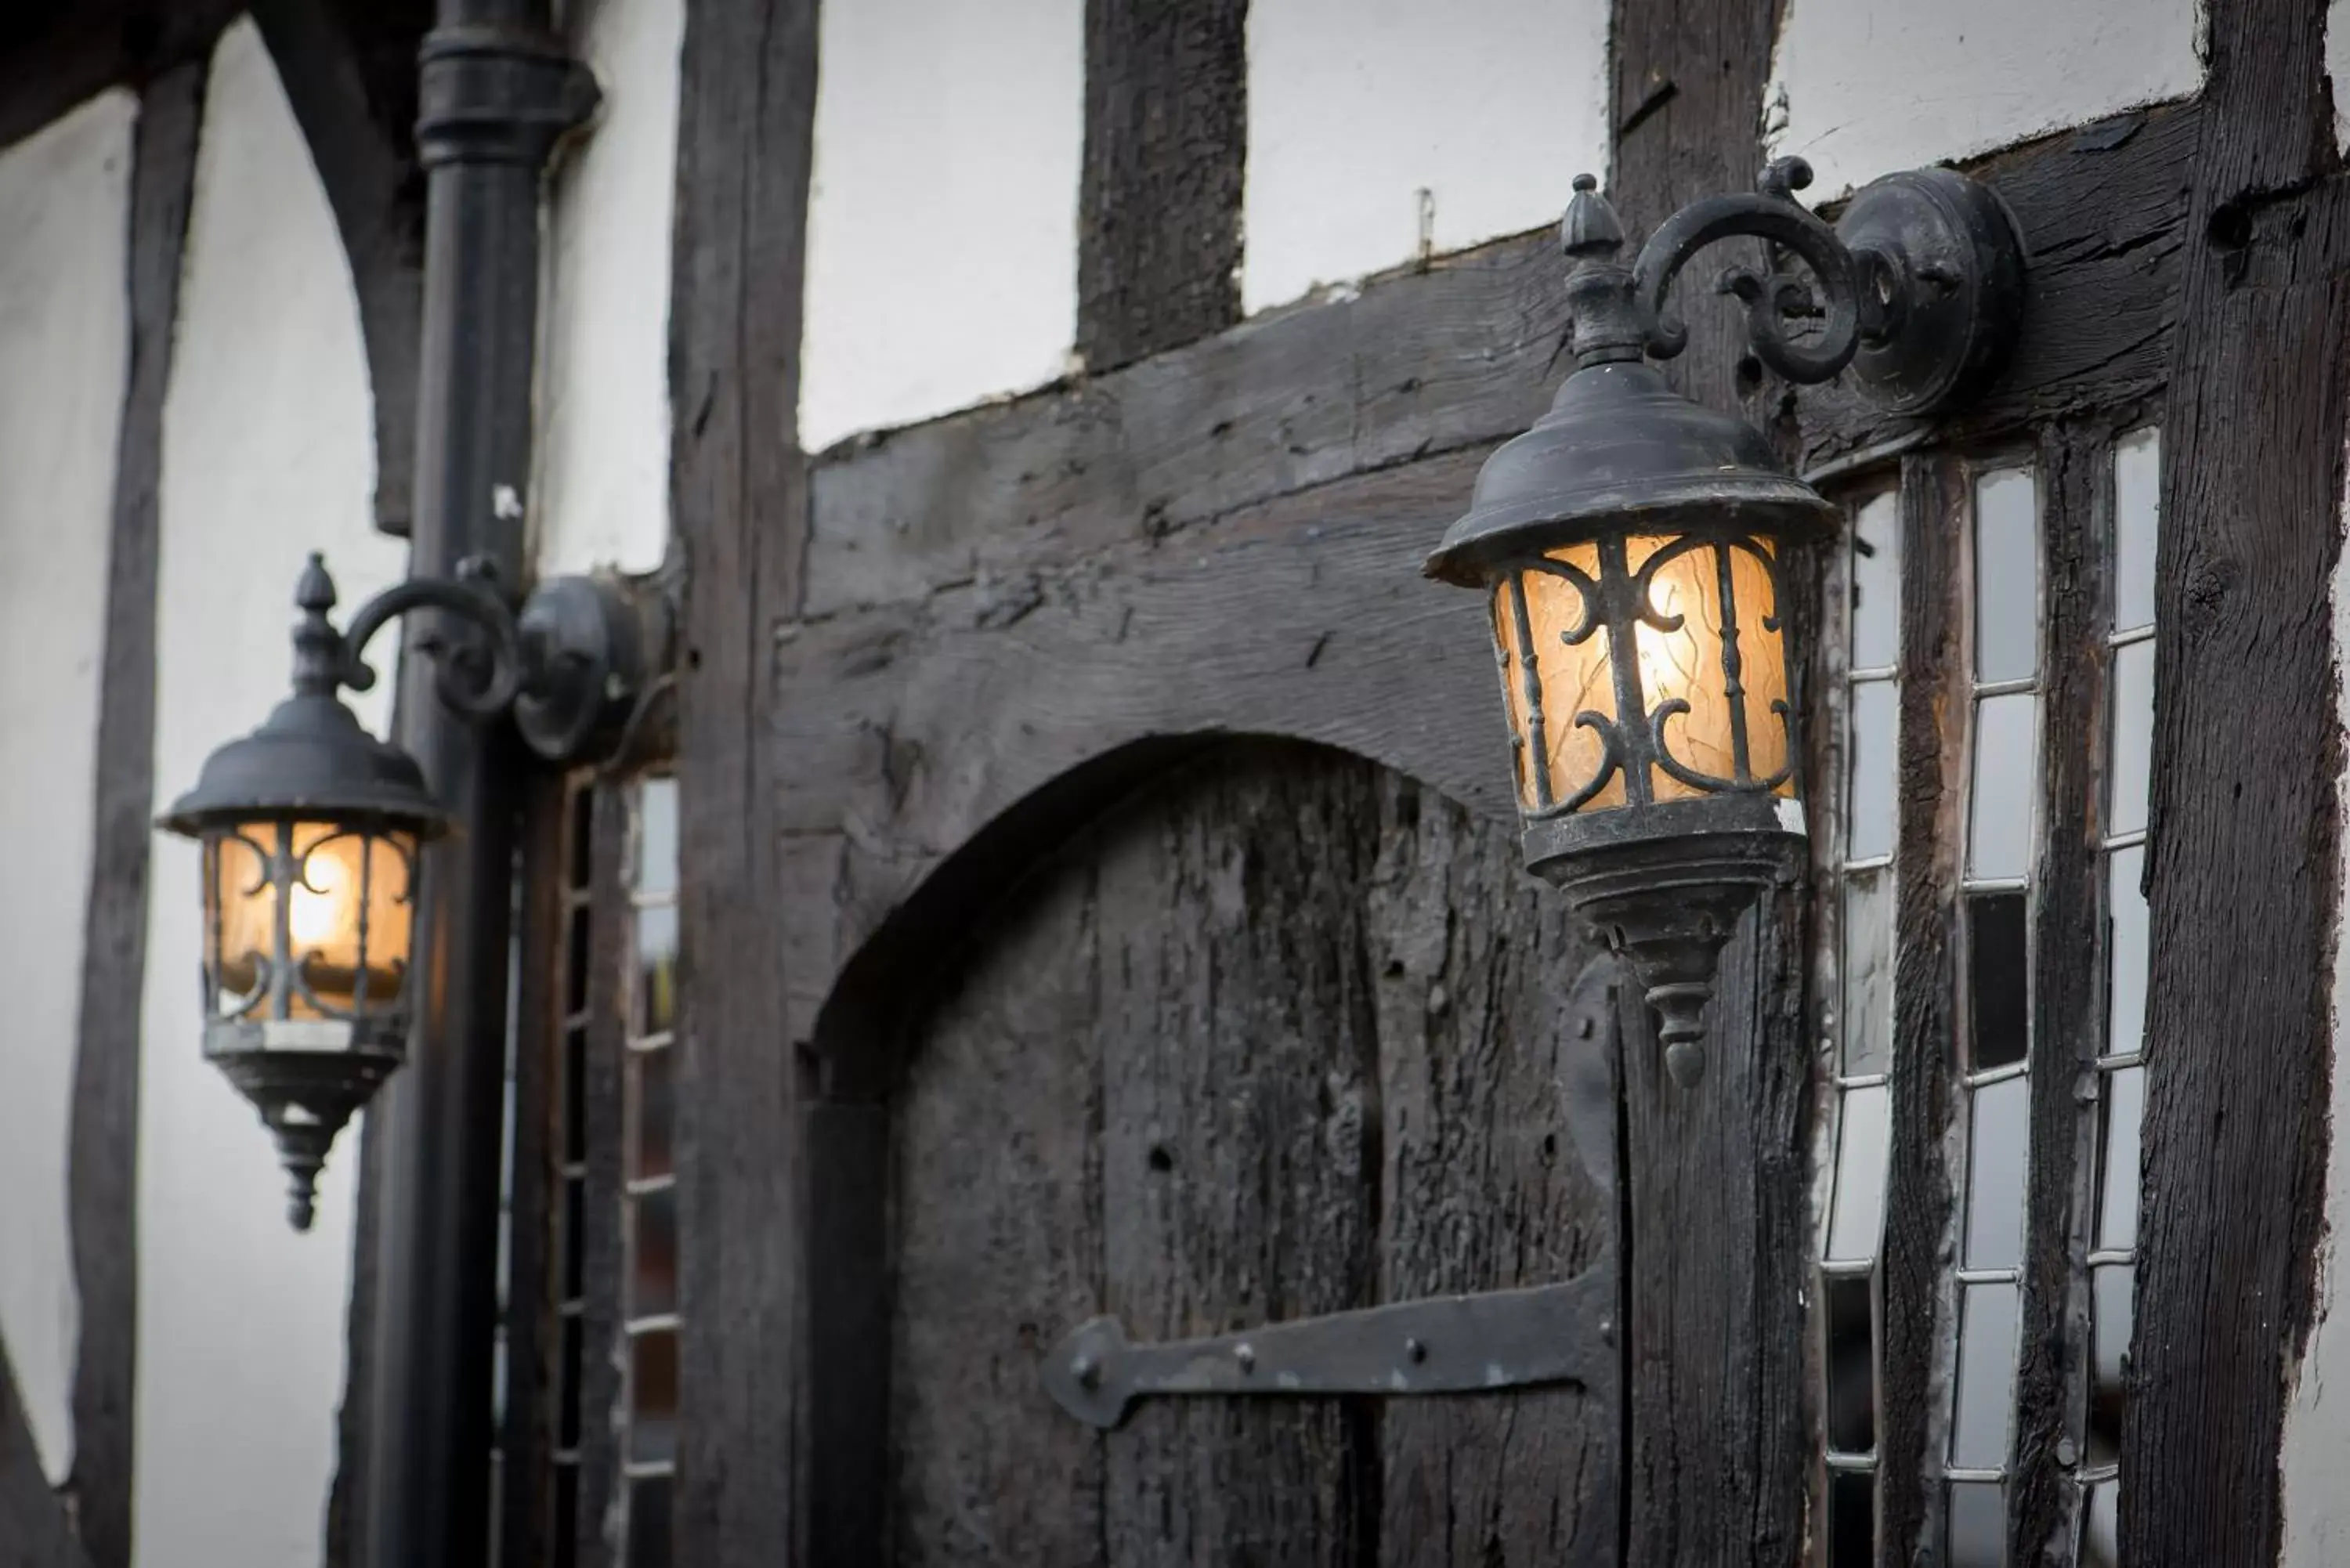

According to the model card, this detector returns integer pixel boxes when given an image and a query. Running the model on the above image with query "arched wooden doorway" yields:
[806,740,1620,1564]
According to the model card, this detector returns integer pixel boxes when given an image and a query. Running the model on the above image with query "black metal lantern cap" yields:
[158,556,454,842]
[1424,358,1835,588]
[157,692,454,843]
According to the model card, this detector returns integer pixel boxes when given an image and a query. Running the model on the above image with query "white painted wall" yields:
[140,20,403,1566]
[0,87,135,1489]
[1766,0,2205,198]
[799,0,1083,453]
[534,0,683,577]
[1242,0,1610,315]
[2329,0,2350,158]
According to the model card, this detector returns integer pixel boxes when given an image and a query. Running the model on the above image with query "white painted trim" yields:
[1241,0,1610,316]
[0,84,137,1489]
[1766,0,2205,199]
[533,0,684,577]
[798,0,1083,453]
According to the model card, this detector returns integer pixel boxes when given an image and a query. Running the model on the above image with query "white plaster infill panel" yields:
[1766,0,2204,199]
[534,0,684,577]
[142,20,403,1568]
[0,85,136,1489]
[1242,0,1609,316]
[799,0,1083,454]
[2283,428,2350,1566]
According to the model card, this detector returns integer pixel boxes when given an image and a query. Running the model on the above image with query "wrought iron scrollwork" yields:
[338,555,531,721]
[1634,157,1860,384]
[1560,154,2026,414]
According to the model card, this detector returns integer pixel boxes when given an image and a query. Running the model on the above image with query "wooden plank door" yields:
[866,741,1617,1565]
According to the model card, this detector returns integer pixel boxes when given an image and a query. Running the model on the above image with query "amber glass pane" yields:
[1491,583,1535,808]
[213,822,416,1018]
[1517,547,1622,812]
[1631,536,1791,800]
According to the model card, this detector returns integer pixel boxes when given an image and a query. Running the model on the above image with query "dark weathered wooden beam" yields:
[667,0,820,1561]
[1605,4,1810,1562]
[1878,453,1969,1561]
[250,0,431,537]
[2008,422,2110,1559]
[0,0,240,154]
[1075,0,1246,372]
[2123,0,2350,1557]
[806,97,2194,627]
[573,787,629,1568]
[0,1338,89,1568]
[60,58,205,1568]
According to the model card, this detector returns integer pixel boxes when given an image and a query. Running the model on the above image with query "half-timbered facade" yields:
[5,2,2350,1565]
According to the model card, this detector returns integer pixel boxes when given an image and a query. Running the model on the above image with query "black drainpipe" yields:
[358,6,595,1566]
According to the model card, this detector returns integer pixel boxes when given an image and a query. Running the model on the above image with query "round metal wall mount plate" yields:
[1838,167,2027,415]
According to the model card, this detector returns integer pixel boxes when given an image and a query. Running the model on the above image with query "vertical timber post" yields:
[1607,2,1812,1563]
[357,8,594,1568]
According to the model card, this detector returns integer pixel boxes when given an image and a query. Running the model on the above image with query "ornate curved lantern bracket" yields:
[1563,156,2026,416]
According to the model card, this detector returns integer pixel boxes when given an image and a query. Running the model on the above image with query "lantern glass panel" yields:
[1489,531,1791,817]
[209,820,418,1020]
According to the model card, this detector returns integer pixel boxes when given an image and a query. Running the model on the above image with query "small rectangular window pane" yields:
[1824,1272,1875,1454]
[2082,1479,2119,1567]
[2113,428,2160,634]
[1967,891,2030,1072]
[1828,1085,1891,1265]
[559,1313,583,1448]
[2099,1065,2146,1252]
[568,785,595,891]
[1952,1282,2019,1470]
[634,776,678,898]
[1842,868,1894,1077]
[2106,845,2149,1059]
[566,905,591,1017]
[1969,693,2037,880]
[1851,492,1901,671]
[2089,1265,2132,1469]
[1828,1470,1875,1565]
[633,1046,675,1183]
[2108,638,2154,839]
[637,904,678,1037]
[563,1028,588,1165]
[1965,1073,2031,1270]
[631,1328,680,1466]
[633,1186,679,1319]
[1947,1478,2007,1568]
[627,1474,673,1568]
[1849,679,1899,862]
[1975,466,2039,684]
[562,1175,585,1302]
[553,1462,579,1568]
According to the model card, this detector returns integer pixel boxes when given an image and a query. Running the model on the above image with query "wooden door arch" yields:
[799,739,1622,1565]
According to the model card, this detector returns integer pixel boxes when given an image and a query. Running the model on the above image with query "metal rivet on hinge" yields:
[1072,1353,1100,1391]
[2056,1437,2080,1468]
[1235,1343,1256,1374]
[1405,1337,1428,1364]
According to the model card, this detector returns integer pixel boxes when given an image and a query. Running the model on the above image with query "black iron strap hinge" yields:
[1042,958,1625,1430]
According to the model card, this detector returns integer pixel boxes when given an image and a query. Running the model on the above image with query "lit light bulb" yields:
[290,845,349,952]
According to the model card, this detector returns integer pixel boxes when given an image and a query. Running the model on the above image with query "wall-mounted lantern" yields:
[1428,159,2023,1084]
[157,553,642,1228]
